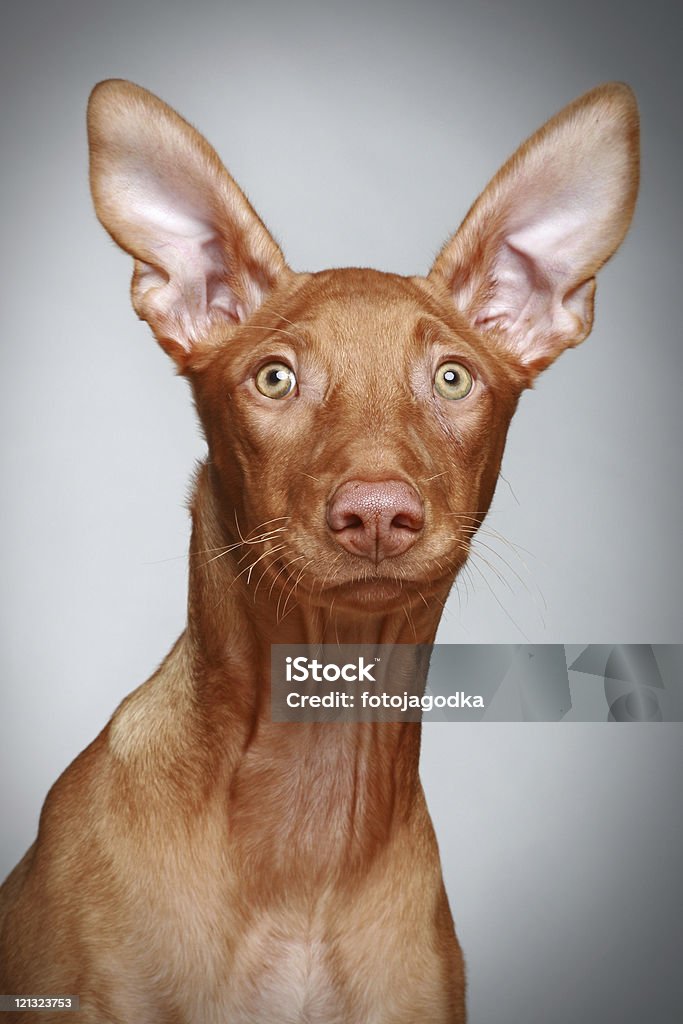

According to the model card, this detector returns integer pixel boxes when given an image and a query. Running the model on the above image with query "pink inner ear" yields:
[445,191,608,364]
[470,205,596,360]
[470,246,595,367]
[121,176,241,345]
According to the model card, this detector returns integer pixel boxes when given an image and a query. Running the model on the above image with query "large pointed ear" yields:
[428,83,639,376]
[87,80,289,368]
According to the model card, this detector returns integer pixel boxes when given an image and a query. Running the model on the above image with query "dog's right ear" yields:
[87,80,289,369]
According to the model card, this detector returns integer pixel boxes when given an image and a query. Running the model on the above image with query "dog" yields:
[0,80,639,1022]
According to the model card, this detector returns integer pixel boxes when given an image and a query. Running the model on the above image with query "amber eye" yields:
[434,361,473,400]
[255,362,297,399]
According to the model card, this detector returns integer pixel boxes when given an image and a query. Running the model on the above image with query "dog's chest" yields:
[170,927,351,1024]
[225,933,347,1024]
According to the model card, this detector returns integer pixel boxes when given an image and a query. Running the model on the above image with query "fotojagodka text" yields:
[286,689,484,712]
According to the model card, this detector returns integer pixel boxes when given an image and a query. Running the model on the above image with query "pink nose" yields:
[327,479,424,562]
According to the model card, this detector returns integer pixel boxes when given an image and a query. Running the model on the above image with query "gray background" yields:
[1,1,681,1021]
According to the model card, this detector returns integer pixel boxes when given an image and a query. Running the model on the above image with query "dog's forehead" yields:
[295,266,420,302]
[278,268,455,355]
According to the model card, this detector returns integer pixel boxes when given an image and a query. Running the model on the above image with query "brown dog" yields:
[0,81,638,1022]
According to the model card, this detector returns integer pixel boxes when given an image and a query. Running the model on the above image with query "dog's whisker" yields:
[280,559,316,620]
[465,554,531,641]
[275,558,309,621]
[200,529,288,569]
[444,521,547,619]
[471,538,539,601]
[224,543,287,593]
[280,564,317,623]
[200,541,249,567]
[468,548,514,594]
[443,512,536,561]
[318,552,344,596]
[244,516,291,535]
[268,553,306,601]
[253,547,291,601]
[458,519,537,561]
[235,531,290,565]
[144,552,195,565]
[246,548,282,587]
[276,572,297,624]
[233,508,246,544]
[418,471,450,483]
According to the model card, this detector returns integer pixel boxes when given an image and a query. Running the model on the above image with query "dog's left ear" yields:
[429,83,639,376]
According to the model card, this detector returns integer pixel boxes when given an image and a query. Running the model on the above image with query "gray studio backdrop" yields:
[1,1,681,1022]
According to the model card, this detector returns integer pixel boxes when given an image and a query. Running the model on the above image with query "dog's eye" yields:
[434,362,473,400]
[255,362,297,400]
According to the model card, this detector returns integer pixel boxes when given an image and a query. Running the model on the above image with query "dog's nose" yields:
[327,479,424,562]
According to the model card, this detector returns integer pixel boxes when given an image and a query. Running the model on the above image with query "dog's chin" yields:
[327,578,409,609]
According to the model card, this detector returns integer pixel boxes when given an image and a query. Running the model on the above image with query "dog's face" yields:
[88,80,638,610]
[191,267,523,608]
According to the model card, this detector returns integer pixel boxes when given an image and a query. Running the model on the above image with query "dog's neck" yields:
[172,465,446,884]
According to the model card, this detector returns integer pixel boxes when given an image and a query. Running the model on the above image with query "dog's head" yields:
[88,81,638,609]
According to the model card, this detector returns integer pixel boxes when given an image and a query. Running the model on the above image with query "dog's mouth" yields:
[264,544,466,612]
